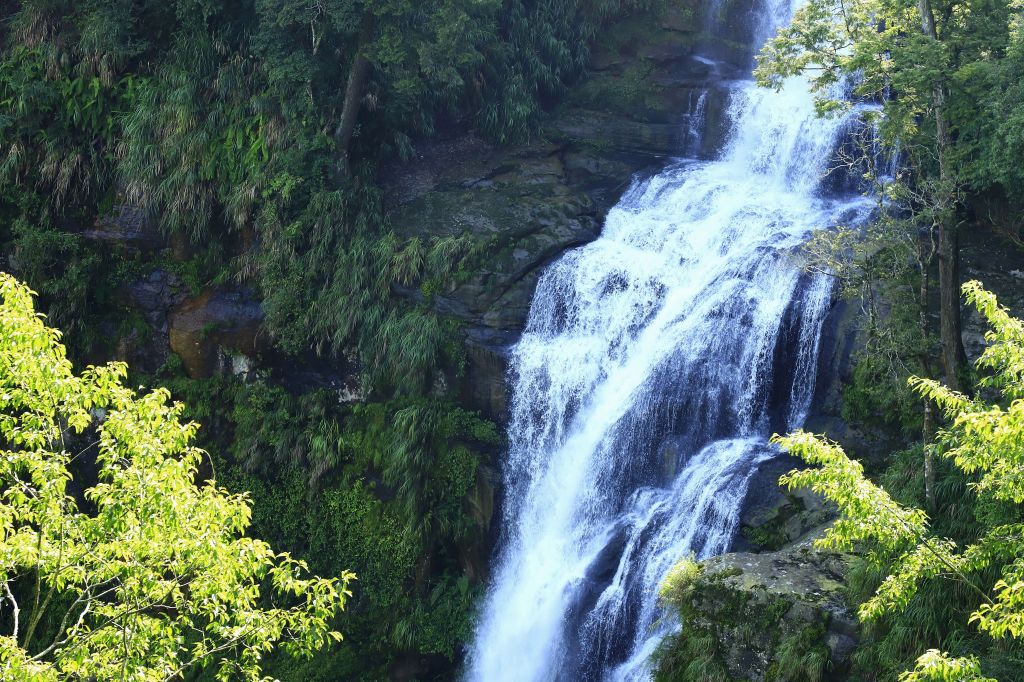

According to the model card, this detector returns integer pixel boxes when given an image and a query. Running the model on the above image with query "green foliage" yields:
[0,273,352,681]
[344,399,499,545]
[658,556,702,613]
[770,625,830,682]
[0,0,663,380]
[899,650,995,682]
[652,627,731,682]
[773,282,1024,681]
[117,33,267,241]
[742,519,790,552]
[5,218,102,343]
[145,370,498,678]
[246,173,483,385]
[756,0,1023,216]
[843,347,926,435]
[841,447,1017,679]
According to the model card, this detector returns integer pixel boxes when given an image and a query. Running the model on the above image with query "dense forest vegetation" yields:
[759,0,1024,674]
[1,0,1023,679]
[0,273,352,681]
[0,0,661,679]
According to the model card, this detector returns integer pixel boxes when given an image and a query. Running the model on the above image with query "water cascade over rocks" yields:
[467,1,876,679]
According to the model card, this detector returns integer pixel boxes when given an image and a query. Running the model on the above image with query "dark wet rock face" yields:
[384,0,751,420]
[86,205,163,249]
[960,222,1024,358]
[129,270,187,334]
[168,289,266,379]
[386,140,605,419]
[804,221,1024,462]
[111,270,189,373]
[803,292,907,462]
[735,457,835,553]
[390,141,603,330]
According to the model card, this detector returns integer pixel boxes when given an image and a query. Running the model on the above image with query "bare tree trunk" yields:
[918,227,936,380]
[917,0,940,40]
[918,228,938,510]
[917,0,969,392]
[334,15,375,183]
[938,216,968,390]
[923,400,937,510]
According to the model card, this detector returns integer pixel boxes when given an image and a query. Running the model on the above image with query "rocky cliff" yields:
[384,0,761,421]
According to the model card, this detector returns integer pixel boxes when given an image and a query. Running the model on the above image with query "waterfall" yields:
[467,1,874,679]
[682,90,708,156]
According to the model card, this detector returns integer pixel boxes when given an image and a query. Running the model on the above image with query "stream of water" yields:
[467,1,875,678]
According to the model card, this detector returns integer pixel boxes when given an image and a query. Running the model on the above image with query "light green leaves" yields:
[0,273,353,681]
[775,282,1024,680]
[899,650,996,681]
[775,431,928,556]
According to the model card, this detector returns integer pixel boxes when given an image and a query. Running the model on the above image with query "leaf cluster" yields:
[775,282,1024,680]
[0,273,353,681]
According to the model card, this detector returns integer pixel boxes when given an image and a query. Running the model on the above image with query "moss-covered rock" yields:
[656,536,857,682]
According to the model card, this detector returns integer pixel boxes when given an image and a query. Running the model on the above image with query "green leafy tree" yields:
[0,273,354,681]
[773,281,1024,680]
[756,0,1018,393]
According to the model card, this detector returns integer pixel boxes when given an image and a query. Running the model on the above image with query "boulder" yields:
[658,534,858,681]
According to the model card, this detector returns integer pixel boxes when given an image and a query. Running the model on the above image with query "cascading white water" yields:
[467,2,875,680]
[682,90,708,156]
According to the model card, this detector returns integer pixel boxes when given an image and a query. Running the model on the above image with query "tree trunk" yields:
[917,0,939,38]
[917,226,936,381]
[334,15,375,183]
[923,399,937,510]
[938,216,968,390]
[917,0,969,392]
[918,229,938,510]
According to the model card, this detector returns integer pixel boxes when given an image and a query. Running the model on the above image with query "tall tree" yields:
[334,12,376,181]
[915,0,971,393]
[756,0,1015,392]
[255,0,500,182]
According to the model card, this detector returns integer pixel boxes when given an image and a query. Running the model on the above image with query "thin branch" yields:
[32,600,90,661]
[3,581,20,640]
[875,490,995,608]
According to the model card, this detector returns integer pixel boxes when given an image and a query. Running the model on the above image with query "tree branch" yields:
[3,581,20,640]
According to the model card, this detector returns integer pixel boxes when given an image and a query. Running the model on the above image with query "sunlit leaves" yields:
[756,0,1017,189]
[776,431,928,557]
[775,283,1024,679]
[899,650,996,681]
[0,273,353,681]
